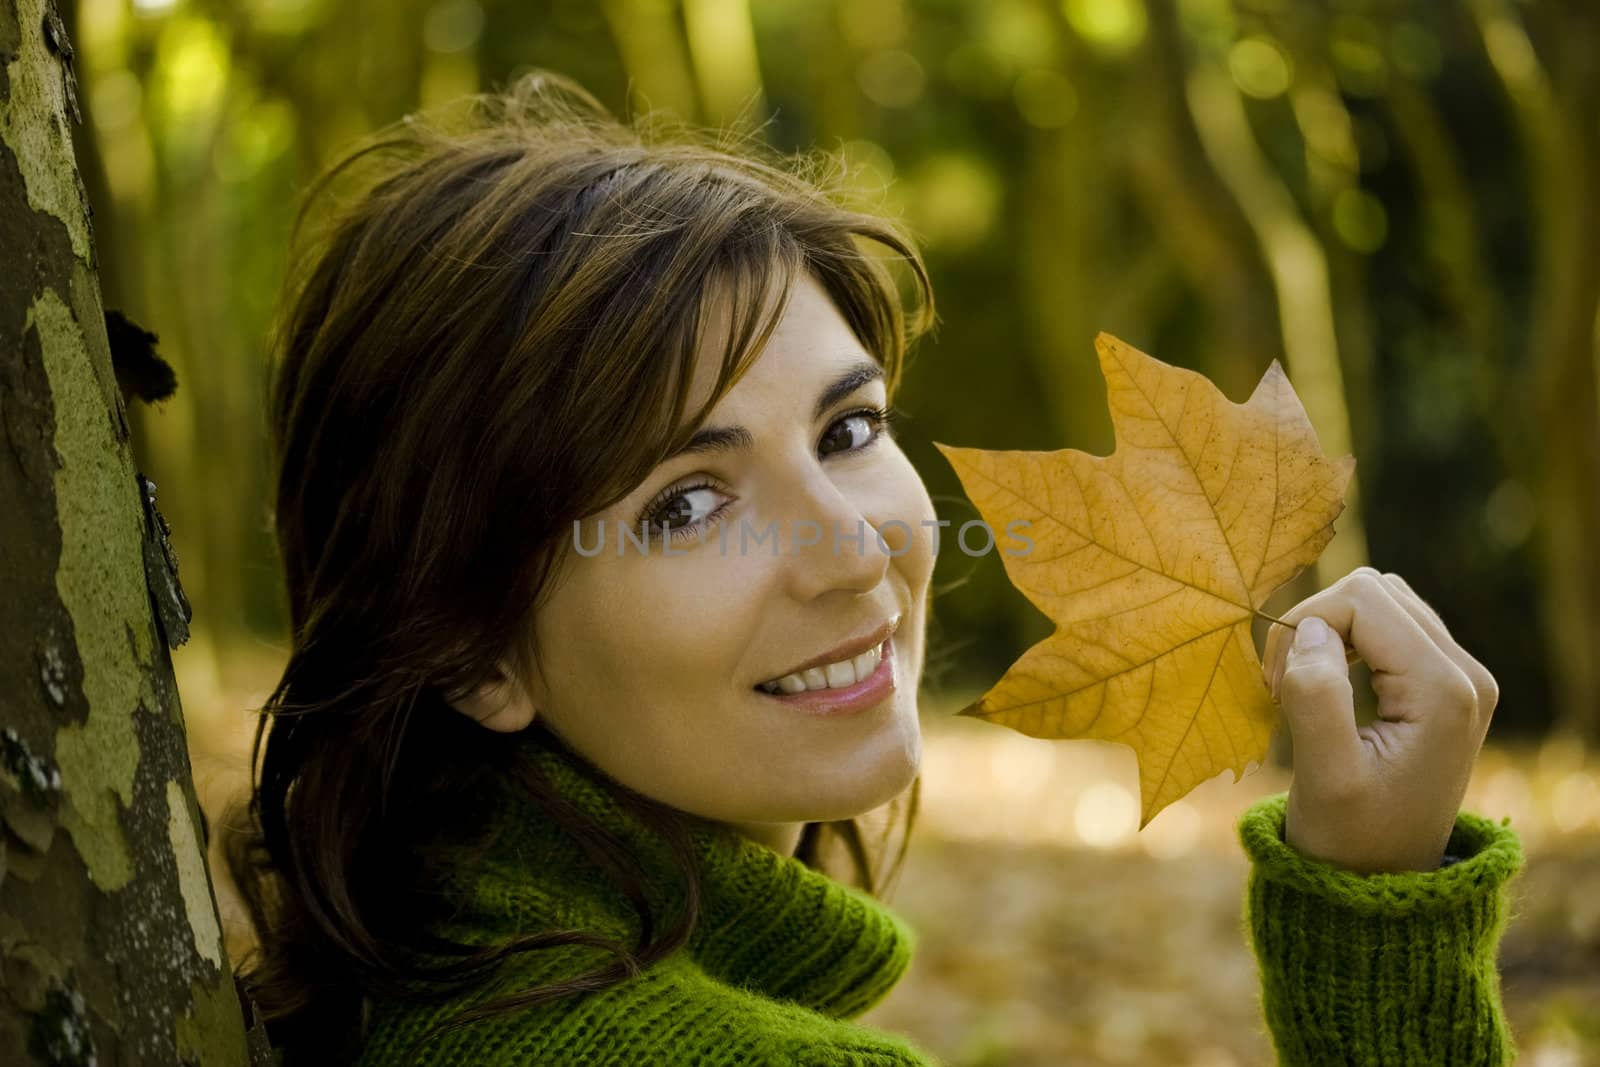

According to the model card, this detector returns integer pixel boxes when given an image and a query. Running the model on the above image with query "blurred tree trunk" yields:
[0,1,268,1062]
[601,0,700,120]
[1128,0,1285,400]
[1471,0,1600,739]
[1178,56,1371,587]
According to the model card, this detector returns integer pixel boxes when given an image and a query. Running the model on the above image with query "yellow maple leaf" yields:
[934,333,1355,828]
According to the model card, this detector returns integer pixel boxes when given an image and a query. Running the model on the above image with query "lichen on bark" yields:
[30,285,150,892]
[0,0,92,263]
[1,0,263,1061]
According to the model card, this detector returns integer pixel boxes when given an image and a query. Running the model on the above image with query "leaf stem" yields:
[1253,609,1363,666]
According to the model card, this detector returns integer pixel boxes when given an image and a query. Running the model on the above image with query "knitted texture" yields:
[348,734,1526,1066]
[350,731,941,1066]
[1237,791,1525,1067]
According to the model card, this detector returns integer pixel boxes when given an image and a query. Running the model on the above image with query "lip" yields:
[755,634,897,717]
[758,615,901,684]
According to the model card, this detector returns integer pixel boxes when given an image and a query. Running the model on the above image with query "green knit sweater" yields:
[350,735,1525,1066]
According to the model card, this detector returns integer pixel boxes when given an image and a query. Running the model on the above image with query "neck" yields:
[725,819,806,858]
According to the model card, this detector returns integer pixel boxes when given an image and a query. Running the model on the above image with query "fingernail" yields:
[1294,616,1331,650]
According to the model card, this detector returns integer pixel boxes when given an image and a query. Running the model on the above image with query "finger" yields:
[1383,573,1446,630]
[1262,616,1291,694]
[1266,567,1457,711]
[1267,613,1360,700]
[1276,615,1364,795]
[1381,573,1499,719]
[1267,566,1408,700]
[1266,603,1335,703]
[1263,616,1346,699]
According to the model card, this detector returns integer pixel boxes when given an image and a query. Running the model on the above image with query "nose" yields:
[777,473,893,603]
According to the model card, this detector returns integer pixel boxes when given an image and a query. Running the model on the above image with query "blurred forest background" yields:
[62,0,1599,1062]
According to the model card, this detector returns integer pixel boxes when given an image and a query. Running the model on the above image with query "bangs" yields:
[648,235,808,472]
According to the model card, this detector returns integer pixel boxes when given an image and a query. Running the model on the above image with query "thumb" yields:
[1276,616,1362,779]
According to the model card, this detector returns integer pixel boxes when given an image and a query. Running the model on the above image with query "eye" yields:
[639,480,731,543]
[818,406,896,458]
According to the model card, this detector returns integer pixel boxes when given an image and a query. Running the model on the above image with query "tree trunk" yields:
[0,0,269,1062]
[1470,0,1600,739]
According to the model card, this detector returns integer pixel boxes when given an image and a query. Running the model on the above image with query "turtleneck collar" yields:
[443,728,917,1020]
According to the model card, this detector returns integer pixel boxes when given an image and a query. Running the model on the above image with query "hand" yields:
[1261,566,1500,875]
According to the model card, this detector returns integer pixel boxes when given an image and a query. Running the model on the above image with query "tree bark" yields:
[0,0,270,1062]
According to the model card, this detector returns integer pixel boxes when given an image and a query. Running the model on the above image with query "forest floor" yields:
[859,703,1600,1067]
[183,649,1600,1066]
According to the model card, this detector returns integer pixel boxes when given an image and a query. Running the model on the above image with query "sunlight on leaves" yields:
[1014,68,1078,128]
[981,0,1060,69]
[908,152,1001,250]
[154,17,228,127]
[1228,37,1292,100]
[857,48,927,108]
[1332,188,1388,253]
[1062,0,1148,57]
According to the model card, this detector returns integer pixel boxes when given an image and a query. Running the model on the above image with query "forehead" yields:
[684,270,870,418]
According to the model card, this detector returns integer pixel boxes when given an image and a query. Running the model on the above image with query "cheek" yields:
[881,455,938,587]
[558,557,760,703]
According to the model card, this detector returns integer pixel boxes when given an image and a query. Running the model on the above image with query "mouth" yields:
[753,635,897,717]
[753,614,900,695]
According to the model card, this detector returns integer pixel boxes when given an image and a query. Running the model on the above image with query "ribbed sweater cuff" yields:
[1237,791,1524,1067]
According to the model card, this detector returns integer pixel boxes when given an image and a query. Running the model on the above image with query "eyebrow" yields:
[661,361,885,463]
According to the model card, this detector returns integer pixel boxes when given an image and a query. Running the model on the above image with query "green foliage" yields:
[71,0,1599,740]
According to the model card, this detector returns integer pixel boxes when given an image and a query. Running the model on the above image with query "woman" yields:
[226,70,1524,1066]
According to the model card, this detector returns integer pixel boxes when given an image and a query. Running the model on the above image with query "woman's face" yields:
[514,271,936,847]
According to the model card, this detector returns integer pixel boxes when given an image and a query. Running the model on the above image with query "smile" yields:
[752,635,898,718]
[752,614,901,694]
[756,639,886,694]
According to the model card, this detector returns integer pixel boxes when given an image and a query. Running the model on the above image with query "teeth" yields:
[759,641,884,695]
[850,648,876,679]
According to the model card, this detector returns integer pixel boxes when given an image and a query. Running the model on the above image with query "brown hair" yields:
[223,70,937,1064]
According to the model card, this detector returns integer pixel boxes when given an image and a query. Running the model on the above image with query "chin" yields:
[810,718,922,822]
